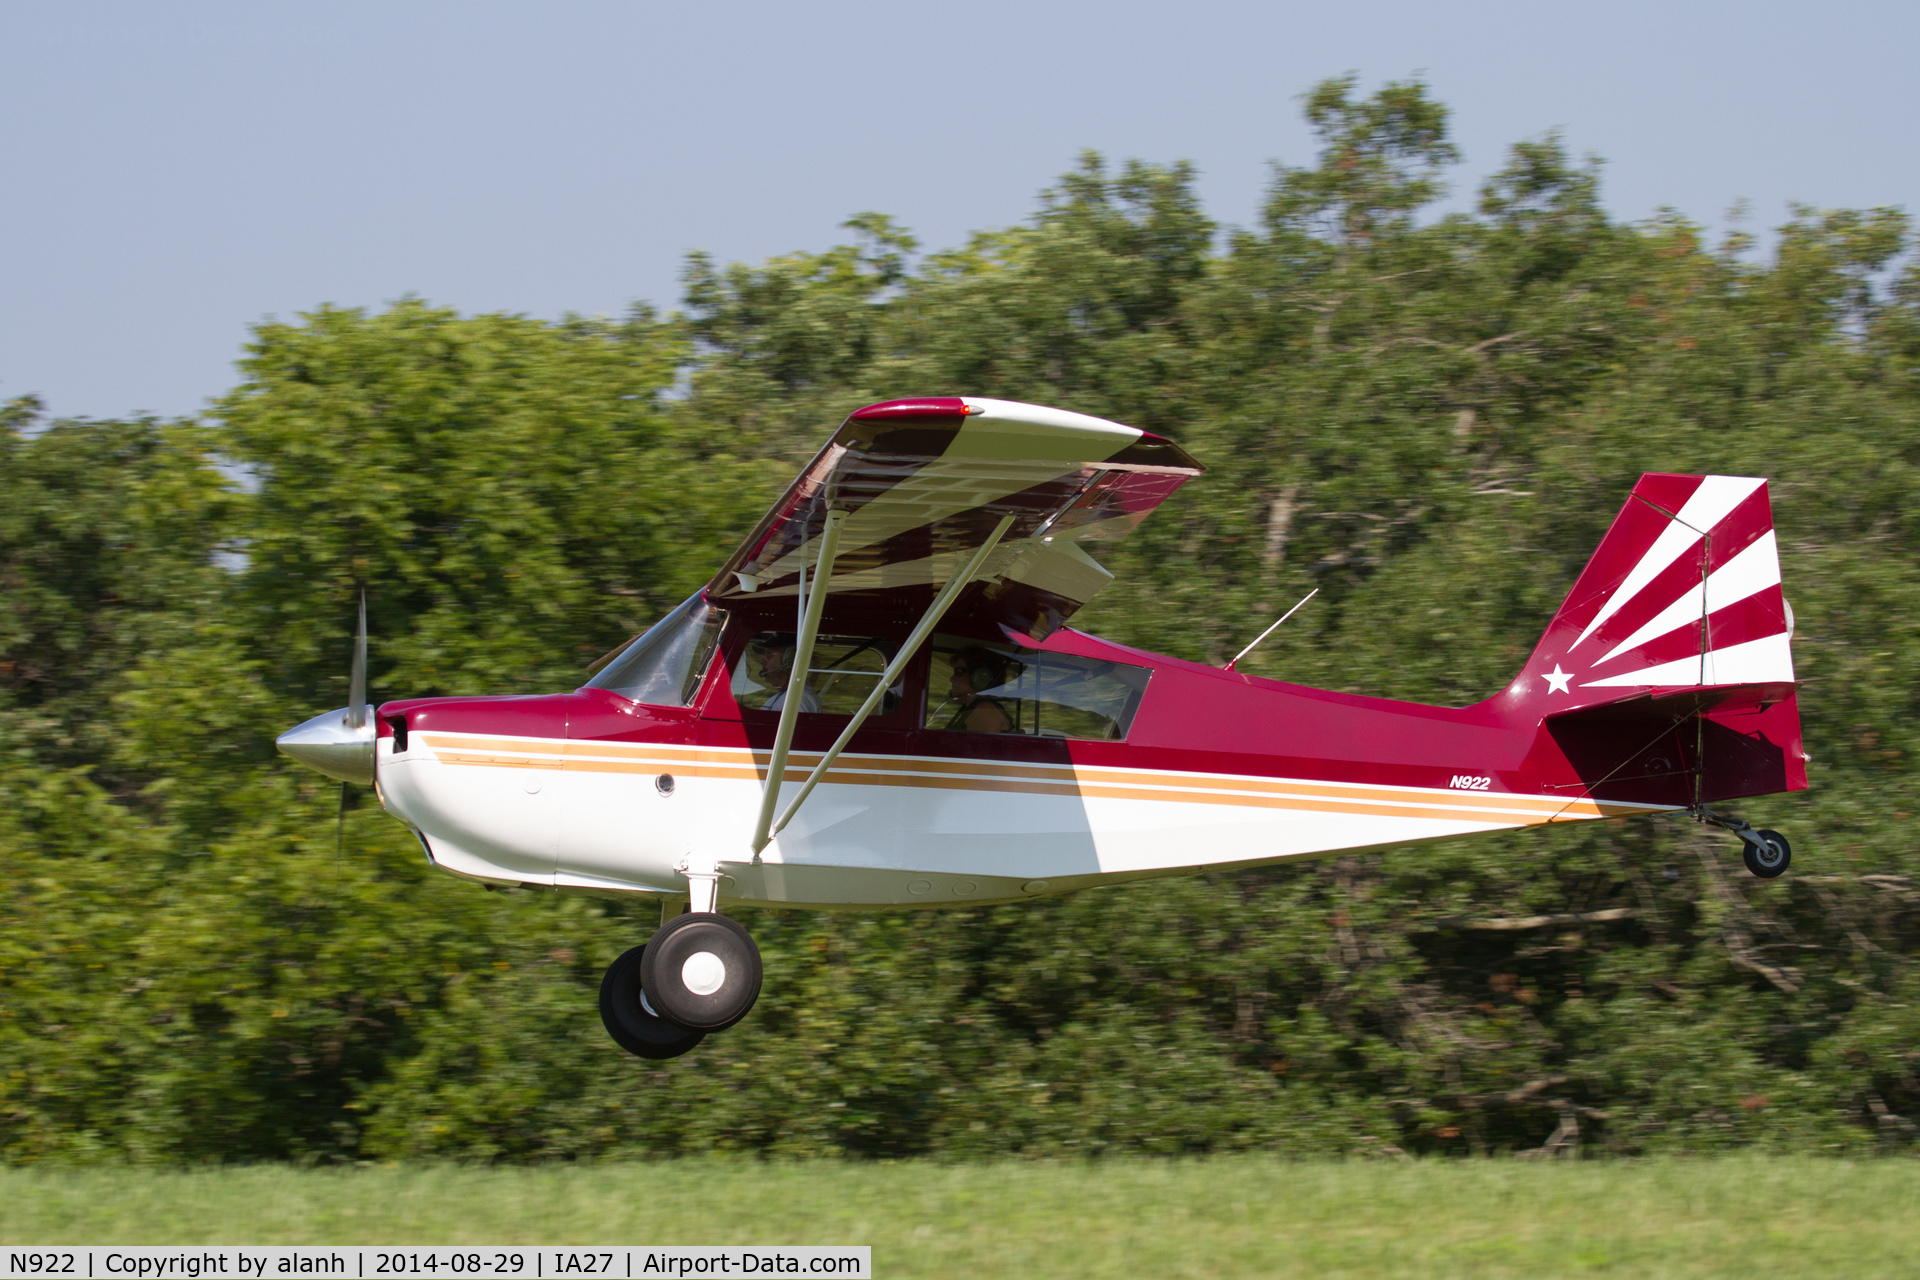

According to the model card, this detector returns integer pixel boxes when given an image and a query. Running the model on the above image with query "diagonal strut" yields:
[759,513,1018,854]
[749,508,847,860]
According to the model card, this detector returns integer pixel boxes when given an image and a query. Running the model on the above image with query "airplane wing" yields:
[706,397,1203,635]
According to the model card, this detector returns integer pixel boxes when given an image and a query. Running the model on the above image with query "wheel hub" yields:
[682,950,727,995]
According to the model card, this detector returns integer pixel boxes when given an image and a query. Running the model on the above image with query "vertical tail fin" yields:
[1511,473,1795,711]
[1502,473,1806,802]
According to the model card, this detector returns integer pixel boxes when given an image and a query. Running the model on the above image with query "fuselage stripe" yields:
[412,733,1658,826]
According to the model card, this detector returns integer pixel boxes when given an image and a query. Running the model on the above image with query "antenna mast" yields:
[1225,588,1318,670]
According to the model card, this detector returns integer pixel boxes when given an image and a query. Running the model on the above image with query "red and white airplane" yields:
[278,397,1806,1059]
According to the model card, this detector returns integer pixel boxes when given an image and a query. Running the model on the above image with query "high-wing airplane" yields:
[277,397,1806,1059]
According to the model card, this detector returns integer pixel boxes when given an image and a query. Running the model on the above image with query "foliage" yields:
[0,402,233,784]
[2,77,1918,1163]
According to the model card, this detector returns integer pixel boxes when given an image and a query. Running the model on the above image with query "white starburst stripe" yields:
[1571,475,1765,651]
[1594,530,1781,667]
[1582,632,1794,688]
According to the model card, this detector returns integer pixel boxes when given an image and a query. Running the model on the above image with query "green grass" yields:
[2,1157,1917,1278]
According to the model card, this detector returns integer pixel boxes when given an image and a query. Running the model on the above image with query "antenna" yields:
[1226,588,1318,670]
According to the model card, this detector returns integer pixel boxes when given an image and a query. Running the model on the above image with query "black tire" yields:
[1743,829,1792,879]
[599,943,705,1059]
[640,912,763,1031]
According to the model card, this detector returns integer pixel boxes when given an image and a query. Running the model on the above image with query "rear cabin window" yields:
[733,632,904,716]
[926,636,1149,740]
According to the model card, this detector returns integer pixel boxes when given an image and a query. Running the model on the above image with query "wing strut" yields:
[749,507,847,860]
[754,513,1017,857]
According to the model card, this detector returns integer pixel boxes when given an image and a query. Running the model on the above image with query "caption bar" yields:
[2,1251,869,1280]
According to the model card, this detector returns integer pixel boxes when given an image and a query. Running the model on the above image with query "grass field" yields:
[4,1157,1918,1279]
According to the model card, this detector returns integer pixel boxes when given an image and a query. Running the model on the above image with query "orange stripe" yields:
[436,752,568,771]
[416,733,1645,821]
[797,768,1562,825]
[426,753,1596,827]
[866,752,1610,816]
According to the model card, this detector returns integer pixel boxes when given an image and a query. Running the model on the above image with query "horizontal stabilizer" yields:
[1543,684,1807,806]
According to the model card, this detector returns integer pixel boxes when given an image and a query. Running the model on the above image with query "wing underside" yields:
[707,397,1203,633]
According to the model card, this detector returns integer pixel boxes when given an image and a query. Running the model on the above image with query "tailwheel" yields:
[1743,829,1792,879]
[599,943,705,1060]
[640,912,763,1031]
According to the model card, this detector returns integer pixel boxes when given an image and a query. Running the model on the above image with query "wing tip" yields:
[847,397,972,421]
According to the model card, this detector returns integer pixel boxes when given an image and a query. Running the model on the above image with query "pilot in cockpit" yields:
[941,646,1017,733]
[741,633,823,713]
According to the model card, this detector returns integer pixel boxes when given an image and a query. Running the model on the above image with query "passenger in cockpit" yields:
[943,647,1015,733]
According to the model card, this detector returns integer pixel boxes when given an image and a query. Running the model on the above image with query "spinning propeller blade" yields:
[338,591,368,858]
[347,590,368,732]
[275,589,377,835]
[341,591,366,859]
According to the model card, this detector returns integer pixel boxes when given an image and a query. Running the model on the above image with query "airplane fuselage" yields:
[374,623,1702,910]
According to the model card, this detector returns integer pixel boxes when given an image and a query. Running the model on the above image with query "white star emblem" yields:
[1543,664,1573,695]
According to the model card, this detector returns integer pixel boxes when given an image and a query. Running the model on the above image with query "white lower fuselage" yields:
[375,728,1657,909]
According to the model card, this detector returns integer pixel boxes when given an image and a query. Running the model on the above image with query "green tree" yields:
[0,399,233,784]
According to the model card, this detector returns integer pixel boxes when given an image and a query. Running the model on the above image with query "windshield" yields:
[583,593,728,706]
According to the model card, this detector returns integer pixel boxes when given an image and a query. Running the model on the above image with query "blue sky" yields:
[4,0,1915,421]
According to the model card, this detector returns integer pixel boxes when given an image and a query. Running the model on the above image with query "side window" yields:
[925,636,1150,739]
[733,632,903,716]
[583,593,728,707]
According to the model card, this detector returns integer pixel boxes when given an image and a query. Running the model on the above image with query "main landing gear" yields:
[599,865,764,1060]
[599,941,707,1060]
[1697,807,1793,880]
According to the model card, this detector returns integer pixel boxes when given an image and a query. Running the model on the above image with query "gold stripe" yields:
[416,733,1645,822]
[836,752,1609,817]
[424,753,1600,826]
[820,764,1611,821]
[795,768,1557,826]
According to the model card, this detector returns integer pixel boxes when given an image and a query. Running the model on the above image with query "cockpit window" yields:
[583,593,728,706]
[925,636,1149,739]
[733,632,903,716]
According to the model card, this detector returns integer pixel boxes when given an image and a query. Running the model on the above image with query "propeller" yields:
[275,588,377,855]
[348,589,368,731]
[337,771,352,859]
[339,590,368,857]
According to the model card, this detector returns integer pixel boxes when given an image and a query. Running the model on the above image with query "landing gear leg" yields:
[1696,807,1792,879]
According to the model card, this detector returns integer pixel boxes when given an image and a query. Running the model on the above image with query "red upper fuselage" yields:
[383,614,1803,813]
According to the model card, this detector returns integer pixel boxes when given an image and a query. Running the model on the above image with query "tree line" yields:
[3,76,1918,1162]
